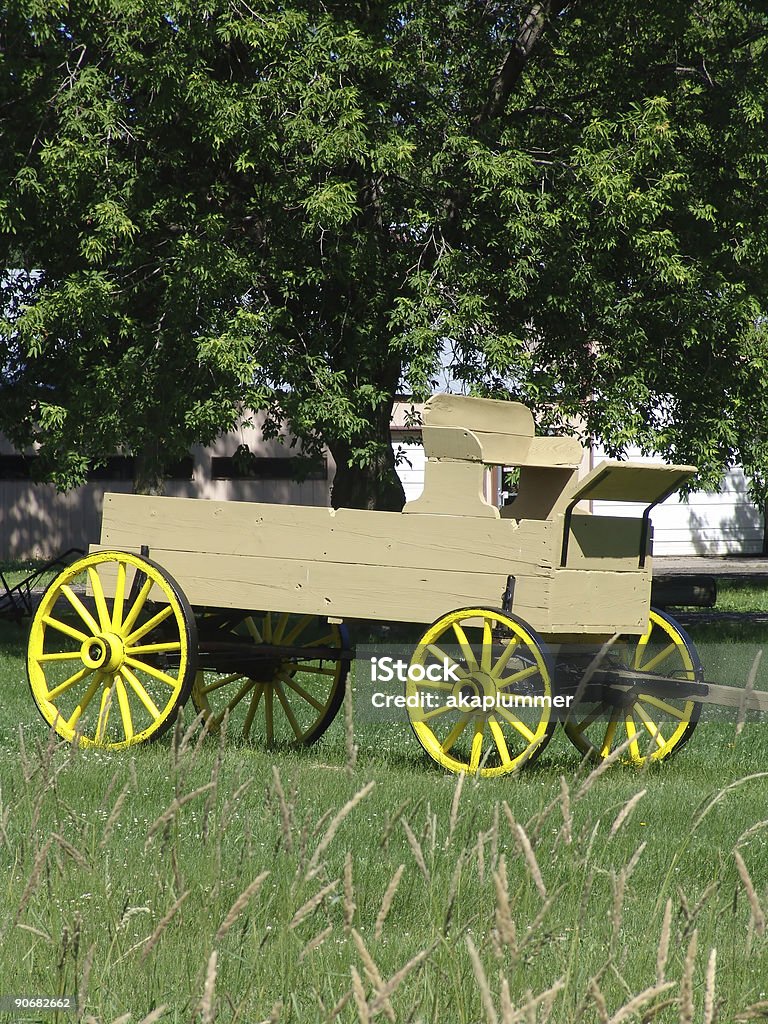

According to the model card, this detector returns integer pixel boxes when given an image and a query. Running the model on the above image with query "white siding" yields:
[394,442,425,502]
[591,450,763,556]
[394,440,764,556]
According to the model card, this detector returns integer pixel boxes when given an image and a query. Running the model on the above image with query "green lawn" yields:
[1,583,768,1022]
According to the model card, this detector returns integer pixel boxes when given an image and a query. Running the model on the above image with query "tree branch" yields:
[473,1,573,127]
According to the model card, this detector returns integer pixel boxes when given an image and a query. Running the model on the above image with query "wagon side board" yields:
[95,493,652,636]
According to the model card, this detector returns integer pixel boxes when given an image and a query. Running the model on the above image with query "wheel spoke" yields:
[468,718,485,772]
[275,686,304,740]
[498,664,540,688]
[420,704,455,722]
[211,678,257,721]
[122,666,161,719]
[199,673,244,695]
[637,694,688,720]
[488,716,512,766]
[123,604,174,645]
[124,656,180,689]
[37,651,83,663]
[126,641,182,656]
[637,642,678,674]
[242,684,264,737]
[244,616,264,643]
[481,620,493,672]
[46,666,95,701]
[495,706,536,742]
[42,615,88,644]
[111,560,127,630]
[426,644,464,676]
[114,674,134,742]
[279,673,325,712]
[634,701,667,749]
[304,632,337,647]
[88,567,112,631]
[94,684,114,744]
[414,679,455,692]
[490,638,520,679]
[600,713,618,757]
[263,613,273,643]
[66,671,104,728]
[567,701,609,737]
[61,584,101,635]
[273,612,289,644]
[625,712,642,761]
[452,623,479,672]
[265,688,274,745]
[121,577,154,636]
[282,615,314,646]
[441,714,471,753]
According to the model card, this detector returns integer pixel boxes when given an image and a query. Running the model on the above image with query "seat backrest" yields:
[421,395,582,468]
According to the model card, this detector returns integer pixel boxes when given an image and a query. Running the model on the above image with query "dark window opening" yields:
[0,454,194,482]
[211,455,327,481]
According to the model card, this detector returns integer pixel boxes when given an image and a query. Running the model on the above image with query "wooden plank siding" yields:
[95,492,652,636]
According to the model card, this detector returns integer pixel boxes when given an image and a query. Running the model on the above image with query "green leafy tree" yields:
[2,1,768,513]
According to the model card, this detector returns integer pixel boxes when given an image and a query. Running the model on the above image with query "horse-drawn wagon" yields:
[26,395,761,776]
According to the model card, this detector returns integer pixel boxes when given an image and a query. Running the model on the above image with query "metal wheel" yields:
[406,607,556,776]
[563,609,702,764]
[27,551,197,748]
[192,611,350,746]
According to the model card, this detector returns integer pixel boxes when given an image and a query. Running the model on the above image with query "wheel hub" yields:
[80,632,125,673]
[453,671,498,711]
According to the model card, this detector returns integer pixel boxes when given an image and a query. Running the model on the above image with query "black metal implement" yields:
[0,548,84,625]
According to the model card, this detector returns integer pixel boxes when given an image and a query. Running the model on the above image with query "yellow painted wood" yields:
[525,436,583,468]
[91,547,554,628]
[565,515,646,570]
[501,468,580,520]
[423,394,534,436]
[569,461,697,504]
[402,460,500,518]
[102,492,556,569]
[421,425,533,465]
[549,568,651,633]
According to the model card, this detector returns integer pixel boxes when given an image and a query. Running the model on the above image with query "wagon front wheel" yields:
[27,551,197,748]
[406,608,556,777]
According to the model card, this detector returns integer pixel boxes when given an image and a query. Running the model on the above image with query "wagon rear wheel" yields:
[192,611,350,746]
[563,609,702,765]
[27,551,197,748]
[406,607,556,777]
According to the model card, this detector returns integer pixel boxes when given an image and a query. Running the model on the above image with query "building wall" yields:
[591,449,763,555]
[391,439,765,557]
[0,420,333,560]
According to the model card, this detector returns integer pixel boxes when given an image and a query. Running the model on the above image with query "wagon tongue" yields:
[586,667,709,704]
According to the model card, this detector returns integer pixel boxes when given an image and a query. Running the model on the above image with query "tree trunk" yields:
[327,398,406,512]
[133,448,166,496]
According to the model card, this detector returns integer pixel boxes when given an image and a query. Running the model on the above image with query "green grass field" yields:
[2,579,768,1022]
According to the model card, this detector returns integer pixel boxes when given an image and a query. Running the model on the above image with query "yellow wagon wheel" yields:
[406,607,556,777]
[27,551,197,749]
[563,609,702,765]
[192,611,350,746]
